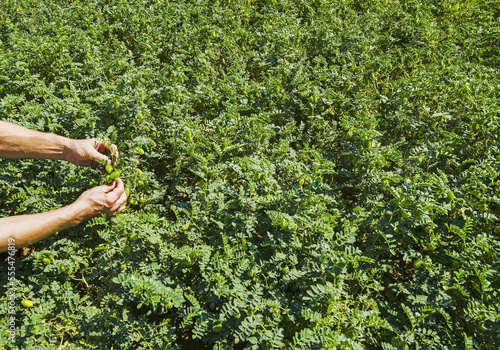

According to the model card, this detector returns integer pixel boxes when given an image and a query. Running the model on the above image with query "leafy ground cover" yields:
[0,0,499,349]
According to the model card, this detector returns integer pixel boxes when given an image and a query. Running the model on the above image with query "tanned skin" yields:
[0,121,127,253]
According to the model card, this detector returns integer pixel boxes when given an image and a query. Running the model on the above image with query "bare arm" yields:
[0,120,125,251]
[0,120,118,167]
[0,205,82,252]
[0,120,71,160]
[0,179,127,253]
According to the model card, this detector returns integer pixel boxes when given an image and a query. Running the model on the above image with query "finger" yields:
[109,191,128,214]
[108,204,127,217]
[110,144,119,165]
[107,191,128,218]
[100,181,117,193]
[107,178,125,202]
[94,139,111,153]
[94,140,114,165]
[89,147,110,165]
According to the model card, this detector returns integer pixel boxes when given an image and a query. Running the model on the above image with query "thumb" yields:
[91,148,110,163]
[99,181,117,193]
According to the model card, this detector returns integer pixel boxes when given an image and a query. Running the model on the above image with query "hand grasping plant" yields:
[65,138,119,172]
[0,121,127,253]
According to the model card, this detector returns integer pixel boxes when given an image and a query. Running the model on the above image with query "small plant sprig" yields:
[94,139,117,177]
[101,159,120,184]
[95,141,128,193]
[97,156,130,198]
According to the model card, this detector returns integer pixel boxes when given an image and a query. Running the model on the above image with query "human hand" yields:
[65,139,119,172]
[72,178,127,221]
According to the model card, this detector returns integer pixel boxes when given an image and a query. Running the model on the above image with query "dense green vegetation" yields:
[1,0,499,348]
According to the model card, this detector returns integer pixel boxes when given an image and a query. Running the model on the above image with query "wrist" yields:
[34,132,73,161]
[67,200,92,225]
[69,193,106,223]
[61,137,76,162]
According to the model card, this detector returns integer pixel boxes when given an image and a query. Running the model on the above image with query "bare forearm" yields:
[0,121,72,160]
[0,204,84,253]
[0,122,126,252]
